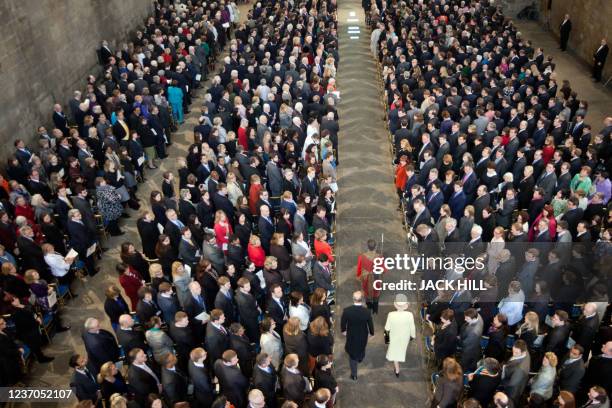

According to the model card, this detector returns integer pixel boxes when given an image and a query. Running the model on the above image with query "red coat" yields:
[214,222,233,251]
[356,253,386,300]
[314,239,334,263]
[248,244,266,267]
[14,204,35,223]
[395,163,408,190]
[119,267,143,311]
[249,184,263,215]
[238,127,249,150]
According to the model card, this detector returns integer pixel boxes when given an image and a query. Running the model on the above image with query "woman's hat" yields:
[394,293,409,310]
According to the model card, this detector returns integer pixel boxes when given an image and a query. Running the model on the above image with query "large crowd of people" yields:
[367,0,611,407]
[0,0,343,407]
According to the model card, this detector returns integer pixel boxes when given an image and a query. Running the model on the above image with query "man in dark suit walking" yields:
[593,38,609,82]
[559,14,572,51]
[341,291,375,380]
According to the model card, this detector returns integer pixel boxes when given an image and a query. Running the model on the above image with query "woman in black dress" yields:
[98,361,128,401]
[155,235,178,277]
[120,242,151,282]
[307,317,333,365]
[283,317,309,376]
[150,191,168,226]
[433,309,458,366]
[484,313,509,363]
[40,213,67,255]
[234,212,252,250]
[313,355,338,405]
[309,288,332,327]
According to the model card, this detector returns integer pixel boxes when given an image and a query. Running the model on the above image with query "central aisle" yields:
[333,1,429,406]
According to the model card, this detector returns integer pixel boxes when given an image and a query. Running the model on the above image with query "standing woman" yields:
[432,357,464,408]
[213,210,233,252]
[171,261,192,309]
[116,263,143,311]
[97,361,128,401]
[136,211,159,260]
[355,239,384,314]
[283,317,309,376]
[155,235,178,277]
[150,191,168,227]
[95,177,125,236]
[120,242,151,283]
[384,294,416,377]
[167,80,184,125]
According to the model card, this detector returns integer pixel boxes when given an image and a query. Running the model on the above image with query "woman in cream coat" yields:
[385,293,416,376]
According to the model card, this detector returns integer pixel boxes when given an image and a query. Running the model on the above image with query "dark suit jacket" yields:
[188,361,214,407]
[66,220,96,257]
[449,191,467,220]
[71,196,97,235]
[205,323,230,365]
[16,236,48,275]
[418,158,437,186]
[340,305,374,361]
[434,321,458,360]
[214,290,237,324]
[313,261,333,291]
[157,293,180,324]
[252,365,278,407]
[214,360,249,408]
[164,221,182,250]
[501,354,531,403]
[266,296,287,330]
[558,357,585,393]
[70,370,99,401]
[82,330,120,373]
[136,300,160,326]
[116,327,147,357]
[281,366,307,405]
[127,363,159,406]
[161,367,188,406]
[545,324,571,359]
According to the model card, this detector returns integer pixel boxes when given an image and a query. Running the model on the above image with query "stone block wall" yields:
[541,0,612,83]
[0,0,153,154]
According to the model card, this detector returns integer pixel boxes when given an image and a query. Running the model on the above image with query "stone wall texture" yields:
[0,0,152,151]
[539,0,612,83]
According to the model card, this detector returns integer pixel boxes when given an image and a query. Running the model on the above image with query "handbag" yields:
[384,330,390,345]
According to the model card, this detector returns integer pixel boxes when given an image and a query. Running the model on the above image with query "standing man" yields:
[559,14,572,51]
[341,291,375,381]
[593,38,609,82]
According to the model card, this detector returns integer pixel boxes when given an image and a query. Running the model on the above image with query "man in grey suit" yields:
[535,163,557,202]
[501,340,531,405]
[313,254,334,292]
[293,203,309,240]
[459,308,483,372]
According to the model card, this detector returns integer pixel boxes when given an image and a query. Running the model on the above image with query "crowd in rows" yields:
[0,0,345,407]
[366,0,611,406]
